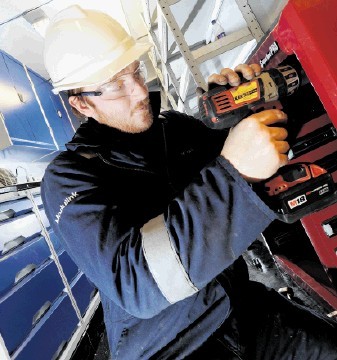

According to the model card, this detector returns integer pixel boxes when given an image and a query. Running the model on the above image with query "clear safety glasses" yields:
[75,62,147,100]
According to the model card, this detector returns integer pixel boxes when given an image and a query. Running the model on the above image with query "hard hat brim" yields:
[52,41,153,94]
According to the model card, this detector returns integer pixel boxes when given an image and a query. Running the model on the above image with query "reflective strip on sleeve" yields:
[141,215,199,304]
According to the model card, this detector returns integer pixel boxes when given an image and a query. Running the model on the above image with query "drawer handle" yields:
[3,235,25,254]
[0,209,15,222]
[32,301,51,326]
[15,264,37,283]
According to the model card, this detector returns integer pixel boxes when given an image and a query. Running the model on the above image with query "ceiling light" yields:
[32,17,50,37]
[23,8,49,37]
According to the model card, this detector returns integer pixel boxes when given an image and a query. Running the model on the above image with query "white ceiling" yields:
[0,0,288,91]
[0,0,131,79]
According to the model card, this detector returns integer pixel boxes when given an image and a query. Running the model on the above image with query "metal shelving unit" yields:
[141,0,264,114]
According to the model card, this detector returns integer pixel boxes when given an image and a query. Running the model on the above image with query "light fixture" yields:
[0,112,13,151]
[0,83,30,109]
[23,8,50,38]
[32,17,50,37]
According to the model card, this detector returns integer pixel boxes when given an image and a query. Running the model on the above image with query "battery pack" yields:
[265,173,337,223]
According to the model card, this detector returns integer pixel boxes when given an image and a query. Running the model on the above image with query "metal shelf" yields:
[140,0,264,114]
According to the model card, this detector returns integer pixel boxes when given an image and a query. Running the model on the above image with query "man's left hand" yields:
[207,63,262,88]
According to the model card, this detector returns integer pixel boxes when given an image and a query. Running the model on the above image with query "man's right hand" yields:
[220,109,289,182]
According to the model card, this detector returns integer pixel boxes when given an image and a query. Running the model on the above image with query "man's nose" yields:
[131,78,148,97]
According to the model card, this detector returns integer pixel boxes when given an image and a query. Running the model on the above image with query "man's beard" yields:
[94,98,154,133]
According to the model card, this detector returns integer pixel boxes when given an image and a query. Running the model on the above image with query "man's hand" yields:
[205,63,289,182]
[207,63,262,87]
[221,109,289,182]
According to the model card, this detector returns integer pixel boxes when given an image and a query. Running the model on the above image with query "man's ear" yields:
[68,96,95,118]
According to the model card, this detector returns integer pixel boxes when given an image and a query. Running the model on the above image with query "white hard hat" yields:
[44,5,152,94]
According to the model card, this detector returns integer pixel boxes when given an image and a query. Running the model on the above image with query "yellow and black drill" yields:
[198,65,299,130]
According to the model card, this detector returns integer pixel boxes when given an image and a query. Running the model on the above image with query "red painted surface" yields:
[301,204,337,268]
[250,0,337,301]
[274,0,337,127]
[275,255,337,312]
[250,0,337,125]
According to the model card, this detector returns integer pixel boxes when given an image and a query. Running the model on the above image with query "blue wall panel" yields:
[0,50,79,152]
[30,70,76,149]
[0,52,56,149]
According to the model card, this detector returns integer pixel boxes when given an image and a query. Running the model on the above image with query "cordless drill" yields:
[198,65,299,130]
[198,65,337,222]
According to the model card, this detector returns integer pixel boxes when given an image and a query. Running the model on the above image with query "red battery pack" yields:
[263,163,337,223]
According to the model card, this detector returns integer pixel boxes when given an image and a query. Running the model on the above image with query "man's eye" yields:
[104,79,125,92]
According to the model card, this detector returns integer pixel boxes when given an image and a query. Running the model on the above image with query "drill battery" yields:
[262,163,337,223]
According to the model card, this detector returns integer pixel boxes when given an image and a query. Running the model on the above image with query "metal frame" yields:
[26,189,83,323]
[0,334,10,360]
[178,66,191,112]
[59,293,101,360]
[142,2,190,112]
[140,0,264,114]
[157,5,169,91]
[157,0,207,90]
[145,26,179,110]
[204,0,225,44]
[234,0,264,42]
[193,27,254,64]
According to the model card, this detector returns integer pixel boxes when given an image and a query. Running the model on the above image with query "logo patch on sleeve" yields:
[55,192,78,224]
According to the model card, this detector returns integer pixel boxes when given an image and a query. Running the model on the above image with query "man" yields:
[42,5,337,359]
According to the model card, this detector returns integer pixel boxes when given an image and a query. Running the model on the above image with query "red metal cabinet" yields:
[249,0,337,313]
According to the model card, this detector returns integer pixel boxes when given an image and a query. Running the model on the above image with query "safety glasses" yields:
[74,61,147,100]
